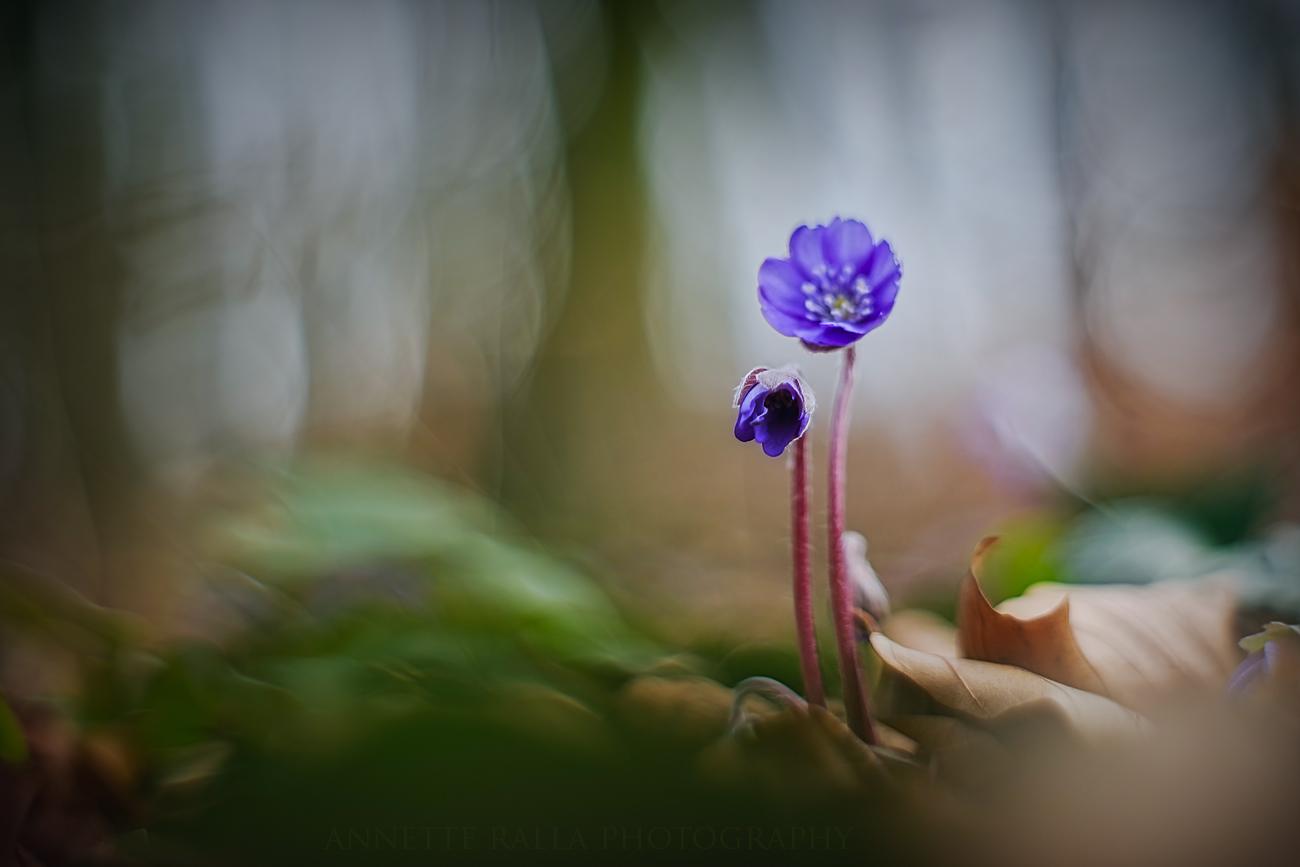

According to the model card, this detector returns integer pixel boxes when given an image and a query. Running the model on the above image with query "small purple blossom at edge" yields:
[1226,621,1300,696]
[733,366,815,458]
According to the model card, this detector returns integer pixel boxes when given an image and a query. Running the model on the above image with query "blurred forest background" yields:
[3,0,1300,682]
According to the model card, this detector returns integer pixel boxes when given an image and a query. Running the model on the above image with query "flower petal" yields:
[801,322,864,348]
[789,225,827,276]
[734,415,756,442]
[733,386,766,442]
[758,301,808,337]
[823,218,875,274]
[830,315,878,336]
[872,277,900,314]
[758,258,810,315]
[856,315,890,338]
[760,409,801,456]
[865,240,901,287]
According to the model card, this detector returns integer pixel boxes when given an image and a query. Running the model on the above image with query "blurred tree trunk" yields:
[499,0,662,543]
[0,1,147,609]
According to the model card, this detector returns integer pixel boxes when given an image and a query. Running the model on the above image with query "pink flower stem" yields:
[827,345,878,744]
[792,433,826,708]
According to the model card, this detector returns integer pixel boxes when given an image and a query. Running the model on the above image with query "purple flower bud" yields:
[733,366,814,457]
[757,217,901,349]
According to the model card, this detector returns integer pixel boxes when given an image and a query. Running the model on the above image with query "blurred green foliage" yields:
[124,459,660,755]
[978,513,1072,605]
[4,459,1299,866]
[23,459,876,864]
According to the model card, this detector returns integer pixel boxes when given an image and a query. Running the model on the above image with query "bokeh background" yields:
[3,0,1300,696]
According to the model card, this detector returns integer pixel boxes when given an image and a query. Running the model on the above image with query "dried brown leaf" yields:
[956,536,1241,710]
[870,633,1148,744]
[957,536,1104,694]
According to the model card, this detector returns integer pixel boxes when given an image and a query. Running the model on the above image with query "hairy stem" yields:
[792,434,826,708]
[827,345,878,744]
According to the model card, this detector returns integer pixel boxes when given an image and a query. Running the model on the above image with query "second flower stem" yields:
[792,433,826,708]
[827,346,878,744]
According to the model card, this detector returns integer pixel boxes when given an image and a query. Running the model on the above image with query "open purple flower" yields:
[733,366,814,457]
[758,217,901,349]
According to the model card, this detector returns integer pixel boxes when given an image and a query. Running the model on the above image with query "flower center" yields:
[801,272,874,323]
[762,388,799,423]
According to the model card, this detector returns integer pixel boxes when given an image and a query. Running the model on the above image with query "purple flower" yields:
[758,218,901,349]
[733,366,814,457]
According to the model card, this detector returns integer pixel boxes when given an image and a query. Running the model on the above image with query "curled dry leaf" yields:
[957,536,1241,710]
[870,633,1148,745]
[957,536,1102,694]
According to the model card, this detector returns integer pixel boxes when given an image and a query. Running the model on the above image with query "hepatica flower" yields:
[759,218,901,349]
[733,366,814,457]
